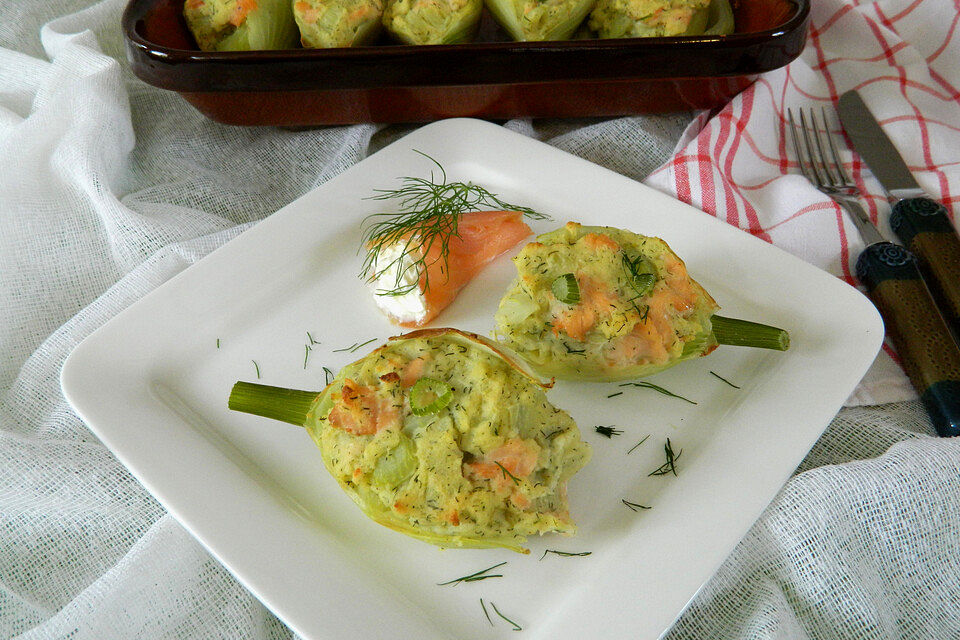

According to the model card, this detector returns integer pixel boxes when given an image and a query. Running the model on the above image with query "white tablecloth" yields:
[2,1,959,638]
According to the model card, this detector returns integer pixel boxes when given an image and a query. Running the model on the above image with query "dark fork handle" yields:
[856,242,960,437]
[891,197,960,344]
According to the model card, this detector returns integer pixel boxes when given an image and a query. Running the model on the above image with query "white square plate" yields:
[62,119,883,640]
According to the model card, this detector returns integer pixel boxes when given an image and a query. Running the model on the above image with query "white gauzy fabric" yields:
[1,2,959,640]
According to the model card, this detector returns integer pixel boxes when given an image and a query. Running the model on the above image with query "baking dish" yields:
[122,0,808,125]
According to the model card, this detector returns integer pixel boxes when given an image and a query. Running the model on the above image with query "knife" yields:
[838,90,960,345]
[790,108,960,437]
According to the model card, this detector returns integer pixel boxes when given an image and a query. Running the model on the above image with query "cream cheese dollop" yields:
[369,242,428,325]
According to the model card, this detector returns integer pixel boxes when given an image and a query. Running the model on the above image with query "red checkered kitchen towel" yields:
[646,0,960,406]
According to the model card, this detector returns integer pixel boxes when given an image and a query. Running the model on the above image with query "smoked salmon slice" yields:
[369,210,532,327]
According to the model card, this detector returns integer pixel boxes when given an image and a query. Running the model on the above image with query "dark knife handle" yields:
[856,242,960,437]
[890,197,960,343]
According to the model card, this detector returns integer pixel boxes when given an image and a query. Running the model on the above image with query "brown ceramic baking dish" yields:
[122,0,809,126]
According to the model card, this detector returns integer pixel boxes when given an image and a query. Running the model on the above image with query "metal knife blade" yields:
[838,91,924,200]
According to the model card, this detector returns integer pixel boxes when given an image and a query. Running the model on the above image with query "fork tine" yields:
[807,109,839,187]
[787,109,817,183]
[796,109,826,186]
[821,106,853,186]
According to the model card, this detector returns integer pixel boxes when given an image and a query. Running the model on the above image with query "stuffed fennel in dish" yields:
[184,0,299,51]
[588,0,734,39]
[229,328,591,552]
[382,0,483,45]
[294,0,385,48]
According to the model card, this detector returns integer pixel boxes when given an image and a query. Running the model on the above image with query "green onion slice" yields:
[551,273,580,304]
[409,377,453,416]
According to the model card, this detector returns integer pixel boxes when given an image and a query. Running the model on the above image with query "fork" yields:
[786,106,960,437]
[787,108,885,246]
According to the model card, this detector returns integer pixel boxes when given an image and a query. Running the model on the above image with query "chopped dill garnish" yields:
[540,549,592,560]
[595,425,623,438]
[710,371,741,389]
[607,391,624,398]
[495,462,520,485]
[622,499,651,512]
[323,366,335,386]
[480,599,493,626]
[544,428,562,440]
[303,345,311,369]
[619,381,697,405]
[252,360,260,379]
[648,438,682,477]
[490,601,522,631]
[359,152,548,297]
[306,331,320,346]
[353,338,377,352]
[437,562,506,586]
[216,338,220,349]
[333,338,377,353]
[626,434,650,454]
[563,343,586,355]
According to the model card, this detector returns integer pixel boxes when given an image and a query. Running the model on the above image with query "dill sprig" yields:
[480,599,493,626]
[490,601,522,631]
[495,462,521,486]
[595,425,623,438]
[622,499,651,512]
[359,152,547,297]
[437,562,506,586]
[648,438,682,477]
[252,360,260,379]
[619,381,697,405]
[333,338,377,353]
[626,434,650,454]
[322,366,335,386]
[540,549,592,560]
[710,371,741,389]
[303,345,311,369]
[607,391,624,398]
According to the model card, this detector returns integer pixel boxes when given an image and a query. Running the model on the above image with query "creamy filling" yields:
[370,242,428,324]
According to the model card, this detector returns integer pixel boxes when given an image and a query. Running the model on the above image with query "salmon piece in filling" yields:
[327,378,400,435]
[463,438,540,493]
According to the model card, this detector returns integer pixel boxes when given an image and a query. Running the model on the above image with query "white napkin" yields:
[645,0,960,406]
